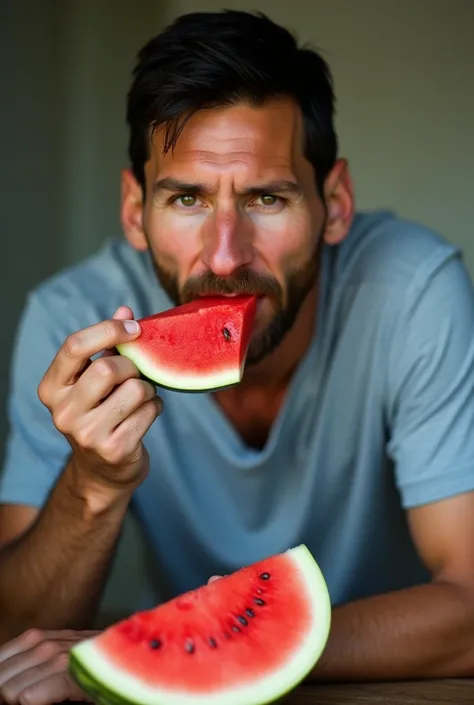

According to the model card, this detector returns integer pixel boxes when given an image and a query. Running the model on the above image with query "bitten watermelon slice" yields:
[116,295,257,392]
[69,545,331,705]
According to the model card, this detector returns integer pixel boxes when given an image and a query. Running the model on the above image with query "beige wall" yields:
[0,0,156,460]
[161,0,474,269]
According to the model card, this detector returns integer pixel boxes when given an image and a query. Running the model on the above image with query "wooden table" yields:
[284,679,474,703]
[69,680,474,705]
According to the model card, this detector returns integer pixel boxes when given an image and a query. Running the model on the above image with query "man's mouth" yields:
[198,292,239,297]
[197,292,265,299]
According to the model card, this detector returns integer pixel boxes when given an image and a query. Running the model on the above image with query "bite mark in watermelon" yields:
[69,545,331,705]
[116,295,257,392]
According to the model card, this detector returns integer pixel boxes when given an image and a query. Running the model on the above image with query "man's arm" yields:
[311,491,474,681]
[0,292,123,644]
[0,504,37,551]
[0,460,132,645]
[0,295,161,645]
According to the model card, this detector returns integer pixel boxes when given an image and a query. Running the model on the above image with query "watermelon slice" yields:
[69,545,331,705]
[116,295,257,393]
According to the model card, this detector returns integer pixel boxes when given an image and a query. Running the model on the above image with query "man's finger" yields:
[208,575,224,584]
[45,317,140,389]
[0,637,96,686]
[1,652,69,703]
[0,630,98,664]
[113,306,134,321]
[17,671,92,705]
[100,307,136,358]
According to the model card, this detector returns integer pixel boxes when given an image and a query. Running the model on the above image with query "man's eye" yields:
[254,194,282,207]
[176,194,197,207]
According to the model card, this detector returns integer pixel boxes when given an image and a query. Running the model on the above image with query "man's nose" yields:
[200,207,254,277]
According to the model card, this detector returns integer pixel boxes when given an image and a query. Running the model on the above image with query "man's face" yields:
[123,99,350,364]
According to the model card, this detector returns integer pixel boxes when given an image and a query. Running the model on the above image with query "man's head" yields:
[121,10,354,364]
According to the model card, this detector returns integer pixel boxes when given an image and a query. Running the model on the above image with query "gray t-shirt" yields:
[2,209,474,614]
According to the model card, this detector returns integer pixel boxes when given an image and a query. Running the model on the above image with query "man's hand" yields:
[38,305,163,504]
[0,306,163,643]
[0,629,99,705]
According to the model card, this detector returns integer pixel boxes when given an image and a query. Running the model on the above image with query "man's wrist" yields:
[62,456,135,519]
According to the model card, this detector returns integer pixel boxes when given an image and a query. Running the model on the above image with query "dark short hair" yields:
[126,10,338,197]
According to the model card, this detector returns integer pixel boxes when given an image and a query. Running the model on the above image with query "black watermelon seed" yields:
[246,608,255,618]
[208,637,218,648]
[222,327,232,341]
[223,632,231,640]
[185,640,195,654]
[237,615,248,626]
[231,625,241,633]
[259,572,270,580]
[254,598,266,606]
[149,639,161,650]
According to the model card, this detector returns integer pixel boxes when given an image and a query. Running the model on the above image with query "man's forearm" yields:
[0,459,131,645]
[311,580,474,681]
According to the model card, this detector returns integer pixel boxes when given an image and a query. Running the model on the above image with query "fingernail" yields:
[123,320,139,335]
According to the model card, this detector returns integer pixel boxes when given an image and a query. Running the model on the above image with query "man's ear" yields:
[120,168,148,251]
[322,159,355,246]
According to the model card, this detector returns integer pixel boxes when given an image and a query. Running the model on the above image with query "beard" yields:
[148,228,324,366]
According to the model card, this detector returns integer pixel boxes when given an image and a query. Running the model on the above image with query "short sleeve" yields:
[387,250,474,508]
[0,291,71,507]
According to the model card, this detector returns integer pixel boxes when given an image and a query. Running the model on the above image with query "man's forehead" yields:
[151,100,302,161]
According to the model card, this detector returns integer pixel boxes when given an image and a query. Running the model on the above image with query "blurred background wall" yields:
[0,0,473,613]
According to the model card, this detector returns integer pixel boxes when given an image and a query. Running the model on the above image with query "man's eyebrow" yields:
[244,180,301,196]
[153,177,301,197]
[153,177,204,195]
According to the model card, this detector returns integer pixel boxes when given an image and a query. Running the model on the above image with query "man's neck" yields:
[211,285,318,448]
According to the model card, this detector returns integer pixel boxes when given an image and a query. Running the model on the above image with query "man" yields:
[1,8,474,703]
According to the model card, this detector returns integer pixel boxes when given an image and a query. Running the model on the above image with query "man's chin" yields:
[245,339,280,366]
[245,328,282,366]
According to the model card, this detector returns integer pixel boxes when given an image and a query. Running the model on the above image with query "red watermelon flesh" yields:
[116,295,258,392]
[69,545,331,705]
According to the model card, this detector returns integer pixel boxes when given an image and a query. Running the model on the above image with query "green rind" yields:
[116,343,244,393]
[69,655,131,705]
[70,653,288,705]
[134,368,241,395]
[69,545,332,705]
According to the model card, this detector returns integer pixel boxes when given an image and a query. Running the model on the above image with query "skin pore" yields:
[121,98,354,446]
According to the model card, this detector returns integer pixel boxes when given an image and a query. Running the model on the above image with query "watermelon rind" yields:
[69,545,331,705]
[116,341,245,393]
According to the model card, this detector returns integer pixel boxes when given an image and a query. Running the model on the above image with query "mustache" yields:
[181,269,282,305]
